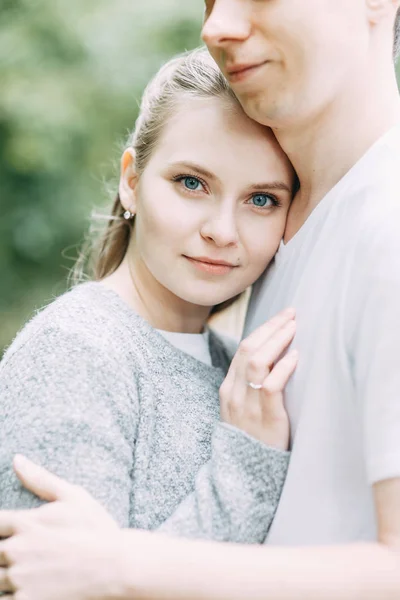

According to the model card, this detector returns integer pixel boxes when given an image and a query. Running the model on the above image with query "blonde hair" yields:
[72,47,242,295]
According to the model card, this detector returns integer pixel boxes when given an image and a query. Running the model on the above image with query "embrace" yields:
[1,1,400,599]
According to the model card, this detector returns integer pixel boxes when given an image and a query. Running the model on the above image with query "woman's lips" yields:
[184,256,236,275]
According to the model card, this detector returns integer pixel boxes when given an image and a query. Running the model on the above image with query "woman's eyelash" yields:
[249,193,282,208]
[172,174,207,191]
[171,176,282,207]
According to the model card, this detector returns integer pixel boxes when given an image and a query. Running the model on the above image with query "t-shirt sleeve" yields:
[349,210,400,484]
[0,322,137,527]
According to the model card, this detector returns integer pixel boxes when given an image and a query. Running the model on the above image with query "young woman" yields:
[0,48,297,546]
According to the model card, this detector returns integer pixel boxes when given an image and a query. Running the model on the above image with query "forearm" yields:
[118,532,400,600]
[157,422,289,543]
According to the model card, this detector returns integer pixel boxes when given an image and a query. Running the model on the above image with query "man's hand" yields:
[0,455,118,534]
[0,455,121,599]
[0,526,127,600]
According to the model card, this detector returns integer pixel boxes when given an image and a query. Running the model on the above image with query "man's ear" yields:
[366,0,399,24]
[119,148,139,214]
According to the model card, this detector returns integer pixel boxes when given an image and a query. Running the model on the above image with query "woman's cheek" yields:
[139,204,178,248]
[246,227,280,270]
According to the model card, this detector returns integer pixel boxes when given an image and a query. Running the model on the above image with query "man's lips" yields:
[226,61,268,82]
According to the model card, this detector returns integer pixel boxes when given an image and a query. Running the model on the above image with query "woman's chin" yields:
[179,290,242,309]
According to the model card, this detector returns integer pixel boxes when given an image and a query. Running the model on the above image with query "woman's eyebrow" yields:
[249,181,292,193]
[167,161,291,193]
[167,161,219,182]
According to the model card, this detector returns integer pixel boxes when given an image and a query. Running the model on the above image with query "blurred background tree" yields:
[0,0,202,353]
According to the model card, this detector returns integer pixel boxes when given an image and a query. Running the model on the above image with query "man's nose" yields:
[201,0,251,49]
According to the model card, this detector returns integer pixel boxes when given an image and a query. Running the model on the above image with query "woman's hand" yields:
[220,307,298,450]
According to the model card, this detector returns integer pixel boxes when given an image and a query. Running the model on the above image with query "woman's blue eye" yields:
[183,177,202,191]
[251,193,275,208]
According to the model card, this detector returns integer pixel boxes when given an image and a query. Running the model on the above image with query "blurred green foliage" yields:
[0,0,202,353]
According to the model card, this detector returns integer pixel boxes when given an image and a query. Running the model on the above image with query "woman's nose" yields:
[201,0,251,49]
[200,212,239,248]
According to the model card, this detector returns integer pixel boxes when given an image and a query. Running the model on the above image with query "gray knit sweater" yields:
[0,282,289,543]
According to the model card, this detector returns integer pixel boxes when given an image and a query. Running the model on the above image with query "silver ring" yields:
[247,381,263,390]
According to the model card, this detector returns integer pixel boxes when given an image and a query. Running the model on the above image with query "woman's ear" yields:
[119,148,139,215]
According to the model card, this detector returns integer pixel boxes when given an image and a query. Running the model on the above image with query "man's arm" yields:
[0,468,399,600]
[120,477,400,600]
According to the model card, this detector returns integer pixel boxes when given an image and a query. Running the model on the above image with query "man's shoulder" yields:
[346,124,400,207]
[345,133,400,239]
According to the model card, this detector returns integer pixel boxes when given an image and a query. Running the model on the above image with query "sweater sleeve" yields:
[0,322,137,528]
[158,422,289,543]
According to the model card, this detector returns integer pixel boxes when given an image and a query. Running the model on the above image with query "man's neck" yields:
[275,64,400,243]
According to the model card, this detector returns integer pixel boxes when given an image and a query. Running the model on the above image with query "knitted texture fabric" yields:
[0,282,289,543]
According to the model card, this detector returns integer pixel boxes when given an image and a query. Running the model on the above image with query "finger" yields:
[237,307,295,357]
[262,349,299,396]
[0,552,6,568]
[219,384,231,422]
[228,308,296,402]
[219,360,237,421]
[0,539,14,568]
[244,320,296,386]
[0,566,15,593]
[0,513,18,539]
[13,455,75,502]
[0,543,9,567]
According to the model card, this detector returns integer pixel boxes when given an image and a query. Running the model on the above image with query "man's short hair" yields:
[395,8,400,60]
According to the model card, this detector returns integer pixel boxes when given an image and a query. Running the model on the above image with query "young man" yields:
[203,0,400,548]
[0,1,400,599]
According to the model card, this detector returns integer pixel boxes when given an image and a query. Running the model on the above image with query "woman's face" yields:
[123,96,294,308]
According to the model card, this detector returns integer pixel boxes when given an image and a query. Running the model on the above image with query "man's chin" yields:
[236,94,274,126]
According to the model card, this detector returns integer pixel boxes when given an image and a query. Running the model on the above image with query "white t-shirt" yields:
[158,329,212,365]
[244,123,400,546]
